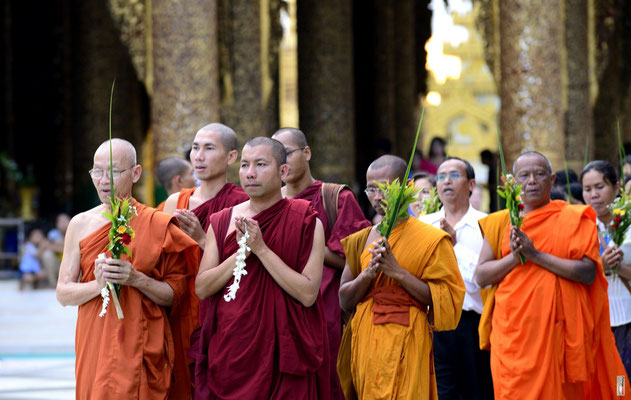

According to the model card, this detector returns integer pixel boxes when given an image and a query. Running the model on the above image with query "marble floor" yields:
[0,280,76,399]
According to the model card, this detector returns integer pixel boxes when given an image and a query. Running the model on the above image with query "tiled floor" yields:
[0,280,77,399]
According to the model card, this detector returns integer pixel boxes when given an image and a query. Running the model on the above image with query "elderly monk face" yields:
[514,154,554,209]
[240,144,288,199]
[191,129,232,181]
[366,166,399,216]
[92,141,141,205]
[272,130,310,185]
[436,159,473,205]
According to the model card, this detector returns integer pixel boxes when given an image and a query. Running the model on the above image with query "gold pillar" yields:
[297,0,355,183]
[565,0,593,171]
[499,0,565,170]
[151,0,220,162]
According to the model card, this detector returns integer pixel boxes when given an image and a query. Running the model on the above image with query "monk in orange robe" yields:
[155,156,197,211]
[191,137,330,399]
[338,155,465,400]
[56,139,199,399]
[475,151,630,399]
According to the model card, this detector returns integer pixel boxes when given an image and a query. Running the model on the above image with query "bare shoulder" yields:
[230,200,251,219]
[67,205,109,243]
[163,191,182,214]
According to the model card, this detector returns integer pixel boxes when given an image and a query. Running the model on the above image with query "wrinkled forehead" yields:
[366,166,398,185]
[437,159,466,175]
[515,155,550,174]
[93,144,134,167]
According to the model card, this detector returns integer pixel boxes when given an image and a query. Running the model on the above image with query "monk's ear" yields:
[171,174,181,191]
[304,146,312,162]
[468,178,476,195]
[131,164,142,183]
[226,150,239,165]
[279,163,289,181]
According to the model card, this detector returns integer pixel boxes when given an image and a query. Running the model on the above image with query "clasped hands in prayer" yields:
[174,209,206,248]
[366,238,404,281]
[509,226,537,263]
[601,244,623,273]
[234,216,266,257]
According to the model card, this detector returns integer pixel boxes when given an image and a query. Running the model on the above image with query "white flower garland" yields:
[224,226,250,302]
[97,253,110,317]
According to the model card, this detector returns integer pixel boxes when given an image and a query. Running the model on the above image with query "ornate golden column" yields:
[297,0,355,183]
[499,0,565,169]
[565,0,593,171]
[151,0,220,161]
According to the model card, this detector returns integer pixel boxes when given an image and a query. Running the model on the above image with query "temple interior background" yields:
[1,0,630,227]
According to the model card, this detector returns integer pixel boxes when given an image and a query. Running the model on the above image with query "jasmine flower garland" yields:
[224,225,250,302]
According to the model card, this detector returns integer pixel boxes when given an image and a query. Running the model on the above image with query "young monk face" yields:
[366,166,399,216]
[240,144,288,199]
[191,129,234,181]
[582,169,619,219]
[272,130,310,185]
[91,141,141,205]
[514,154,554,210]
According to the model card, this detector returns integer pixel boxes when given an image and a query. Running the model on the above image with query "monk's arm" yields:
[474,237,520,287]
[324,248,346,270]
[515,228,596,284]
[619,263,631,280]
[195,227,239,299]
[162,192,179,215]
[339,260,378,313]
[253,219,325,307]
[528,253,596,284]
[56,218,101,306]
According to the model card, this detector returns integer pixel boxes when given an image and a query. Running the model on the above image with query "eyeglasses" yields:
[286,147,305,157]
[364,187,382,196]
[89,168,131,180]
[436,171,462,182]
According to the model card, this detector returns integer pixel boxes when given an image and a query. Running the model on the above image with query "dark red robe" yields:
[291,180,370,398]
[190,198,330,399]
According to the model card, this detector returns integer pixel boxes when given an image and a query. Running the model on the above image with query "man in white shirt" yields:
[419,157,493,399]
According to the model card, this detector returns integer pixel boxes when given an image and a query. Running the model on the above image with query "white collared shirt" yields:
[597,219,631,327]
[420,205,487,314]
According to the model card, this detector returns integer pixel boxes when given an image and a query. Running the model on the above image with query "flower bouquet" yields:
[98,80,136,319]
[496,174,526,264]
[606,196,631,279]
[376,108,424,239]
[417,187,441,217]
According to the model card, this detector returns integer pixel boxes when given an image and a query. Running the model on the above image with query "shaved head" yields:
[199,123,238,152]
[368,155,407,182]
[512,151,552,175]
[157,157,191,191]
[95,138,137,165]
[243,137,287,167]
[272,127,308,148]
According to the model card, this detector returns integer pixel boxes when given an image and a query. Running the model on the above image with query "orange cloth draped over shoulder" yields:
[338,218,465,400]
[75,201,199,400]
[480,200,629,399]
[156,200,166,211]
[176,187,195,210]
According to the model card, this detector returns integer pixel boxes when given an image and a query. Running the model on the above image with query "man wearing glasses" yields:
[338,155,464,399]
[56,139,199,399]
[272,127,370,399]
[419,157,493,399]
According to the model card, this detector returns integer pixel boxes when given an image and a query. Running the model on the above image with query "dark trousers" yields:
[433,310,494,400]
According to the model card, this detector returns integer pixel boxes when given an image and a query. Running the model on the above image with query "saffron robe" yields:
[191,198,330,399]
[75,201,198,400]
[156,200,166,211]
[481,200,630,399]
[290,180,370,399]
[339,218,465,400]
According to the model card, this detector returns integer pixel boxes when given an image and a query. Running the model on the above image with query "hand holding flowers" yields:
[497,174,527,264]
[605,198,631,279]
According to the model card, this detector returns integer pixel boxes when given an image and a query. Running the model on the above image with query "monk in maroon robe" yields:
[273,128,370,398]
[191,137,330,399]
